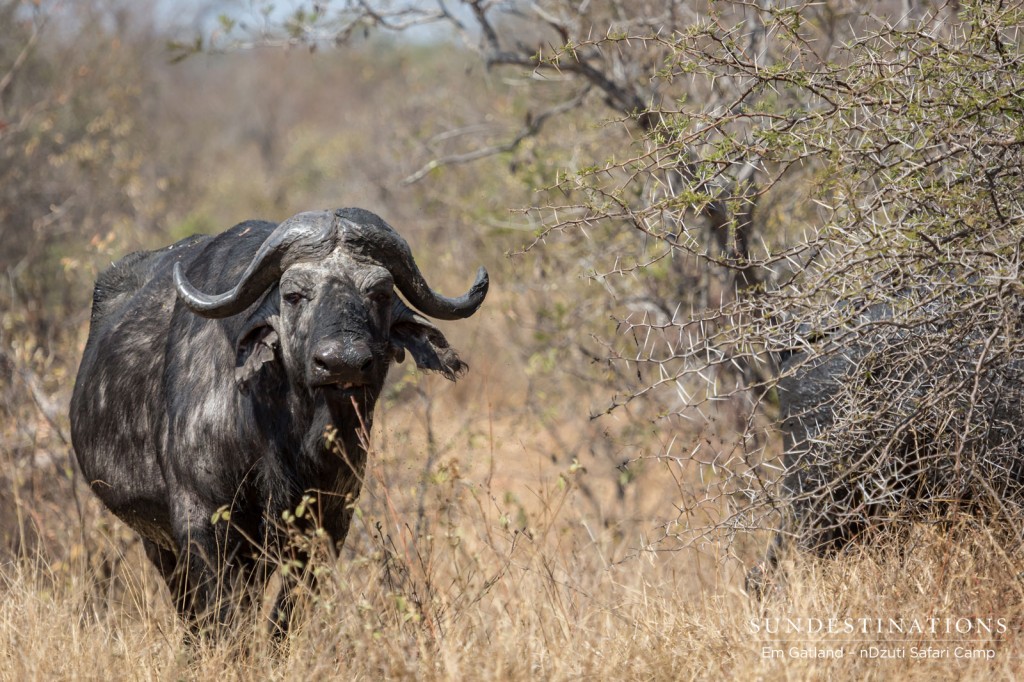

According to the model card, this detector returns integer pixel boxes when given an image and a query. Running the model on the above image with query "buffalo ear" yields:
[235,325,280,391]
[390,313,467,381]
[235,288,282,391]
[235,293,281,392]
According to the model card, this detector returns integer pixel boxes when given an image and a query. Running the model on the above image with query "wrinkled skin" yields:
[70,209,486,637]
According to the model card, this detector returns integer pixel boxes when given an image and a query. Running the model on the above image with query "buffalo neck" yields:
[251,380,379,520]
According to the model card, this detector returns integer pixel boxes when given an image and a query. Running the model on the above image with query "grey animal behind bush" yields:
[749,299,1024,594]
[69,208,488,636]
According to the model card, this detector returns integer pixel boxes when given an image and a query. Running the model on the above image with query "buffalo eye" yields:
[367,289,392,307]
[282,291,306,307]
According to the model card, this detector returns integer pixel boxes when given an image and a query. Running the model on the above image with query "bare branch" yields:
[401,87,591,185]
[0,3,55,112]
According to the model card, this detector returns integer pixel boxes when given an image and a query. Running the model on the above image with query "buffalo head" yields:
[173,208,488,406]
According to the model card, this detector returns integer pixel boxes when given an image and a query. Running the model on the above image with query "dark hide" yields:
[70,210,487,637]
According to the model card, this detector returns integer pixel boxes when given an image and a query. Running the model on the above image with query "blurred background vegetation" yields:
[3,0,1024,678]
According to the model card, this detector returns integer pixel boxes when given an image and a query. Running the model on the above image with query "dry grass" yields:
[2,251,1022,681]
[2,366,1024,680]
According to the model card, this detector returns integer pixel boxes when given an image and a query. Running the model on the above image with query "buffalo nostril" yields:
[313,349,334,371]
[311,340,373,384]
[313,342,343,373]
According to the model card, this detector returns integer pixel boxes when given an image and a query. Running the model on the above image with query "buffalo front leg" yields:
[141,539,194,621]
[268,549,315,641]
[268,504,349,639]
[142,533,224,639]
[746,531,785,599]
[169,497,254,638]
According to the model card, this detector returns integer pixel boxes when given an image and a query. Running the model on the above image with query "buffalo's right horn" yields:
[174,211,337,319]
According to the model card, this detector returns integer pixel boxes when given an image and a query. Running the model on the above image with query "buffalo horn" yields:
[174,211,336,319]
[336,208,488,320]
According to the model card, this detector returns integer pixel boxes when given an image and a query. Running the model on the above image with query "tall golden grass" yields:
[2,361,1023,680]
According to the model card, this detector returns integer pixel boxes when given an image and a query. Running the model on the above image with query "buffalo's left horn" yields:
[336,208,488,320]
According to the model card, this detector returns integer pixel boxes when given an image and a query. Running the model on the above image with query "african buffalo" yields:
[70,208,488,636]
[748,300,1024,596]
